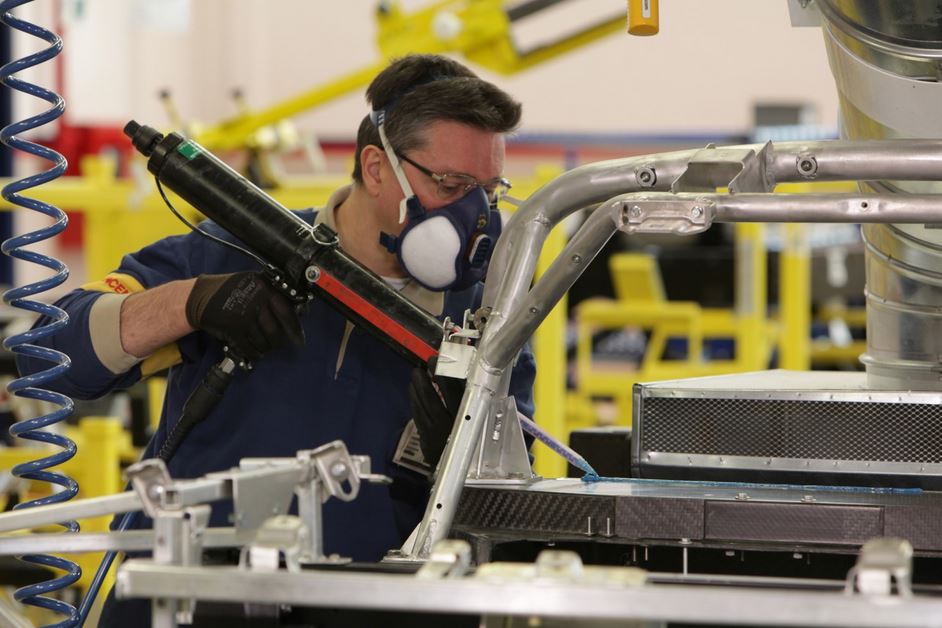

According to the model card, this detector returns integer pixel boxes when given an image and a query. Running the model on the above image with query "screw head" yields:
[330,462,347,478]
[797,156,818,178]
[636,167,656,188]
[629,205,642,218]
[691,206,703,218]
[305,266,321,283]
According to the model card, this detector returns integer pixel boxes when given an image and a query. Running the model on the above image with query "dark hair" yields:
[351,54,522,183]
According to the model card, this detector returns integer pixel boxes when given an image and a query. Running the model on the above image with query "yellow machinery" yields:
[574,222,789,424]
[572,180,859,427]
[193,0,629,152]
[0,417,132,596]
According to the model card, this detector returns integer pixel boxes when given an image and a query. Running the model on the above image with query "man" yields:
[18,54,534,623]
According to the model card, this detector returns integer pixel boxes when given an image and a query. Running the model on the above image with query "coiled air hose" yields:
[0,1,80,625]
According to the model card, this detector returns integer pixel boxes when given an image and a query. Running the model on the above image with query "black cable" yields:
[155,176,273,271]
[157,358,236,462]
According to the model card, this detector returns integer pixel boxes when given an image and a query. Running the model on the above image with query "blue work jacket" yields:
[17,209,536,561]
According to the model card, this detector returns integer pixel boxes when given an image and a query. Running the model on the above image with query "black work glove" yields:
[409,362,466,468]
[185,271,304,363]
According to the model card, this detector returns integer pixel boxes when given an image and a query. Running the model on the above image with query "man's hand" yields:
[409,362,466,468]
[185,271,304,362]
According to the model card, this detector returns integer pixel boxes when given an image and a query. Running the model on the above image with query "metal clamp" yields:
[295,442,390,565]
[156,505,210,625]
[416,539,472,579]
[242,515,308,574]
[436,310,483,380]
[845,537,913,597]
[436,341,477,380]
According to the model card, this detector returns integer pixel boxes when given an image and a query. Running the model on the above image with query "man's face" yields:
[378,119,506,237]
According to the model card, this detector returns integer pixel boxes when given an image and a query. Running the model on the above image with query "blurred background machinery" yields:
[3,0,938,624]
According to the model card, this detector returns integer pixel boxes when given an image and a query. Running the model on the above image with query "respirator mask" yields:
[371,109,506,292]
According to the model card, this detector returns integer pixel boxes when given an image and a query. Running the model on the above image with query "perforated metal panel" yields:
[641,397,942,463]
[632,370,942,487]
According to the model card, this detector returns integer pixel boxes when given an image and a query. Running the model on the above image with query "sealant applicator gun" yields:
[124,120,450,462]
[124,120,447,368]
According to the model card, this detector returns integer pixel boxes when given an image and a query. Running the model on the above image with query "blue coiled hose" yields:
[0,1,80,626]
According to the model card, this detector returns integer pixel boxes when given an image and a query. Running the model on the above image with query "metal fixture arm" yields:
[0,478,230,534]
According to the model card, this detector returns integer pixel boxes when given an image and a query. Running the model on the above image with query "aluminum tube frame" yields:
[407,152,693,557]
[486,199,620,369]
[713,193,942,223]
[117,561,942,627]
[405,367,503,558]
[410,139,942,558]
[486,139,942,358]
[763,139,942,182]
[491,191,942,372]
[0,477,229,534]
[477,140,942,361]
[0,528,239,556]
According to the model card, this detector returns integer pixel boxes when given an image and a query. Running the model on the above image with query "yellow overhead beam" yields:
[194,0,626,151]
[194,62,387,152]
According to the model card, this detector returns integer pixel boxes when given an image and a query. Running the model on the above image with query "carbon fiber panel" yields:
[615,496,704,540]
[705,502,883,545]
[454,486,614,535]
[452,483,942,553]
[885,505,942,552]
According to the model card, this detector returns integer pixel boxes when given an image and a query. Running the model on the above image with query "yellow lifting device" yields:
[194,0,629,152]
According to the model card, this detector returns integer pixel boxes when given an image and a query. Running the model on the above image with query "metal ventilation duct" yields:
[818,0,942,389]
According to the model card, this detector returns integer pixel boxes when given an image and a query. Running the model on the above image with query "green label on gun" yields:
[176,141,202,160]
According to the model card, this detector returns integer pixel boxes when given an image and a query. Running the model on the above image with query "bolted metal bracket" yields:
[126,458,175,518]
[226,466,298,544]
[308,441,362,502]
[671,142,775,194]
[618,197,715,235]
[467,396,535,482]
[294,442,391,565]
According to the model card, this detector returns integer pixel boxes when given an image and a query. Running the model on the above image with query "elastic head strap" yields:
[373,118,415,224]
[368,73,451,223]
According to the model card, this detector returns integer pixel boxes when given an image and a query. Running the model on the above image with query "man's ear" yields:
[360,145,386,197]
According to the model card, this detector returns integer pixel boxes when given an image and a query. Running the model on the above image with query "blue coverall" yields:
[17,206,536,563]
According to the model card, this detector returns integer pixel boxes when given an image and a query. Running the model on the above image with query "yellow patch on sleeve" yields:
[140,344,182,377]
[84,272,183,376]
[81,272,146,295]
